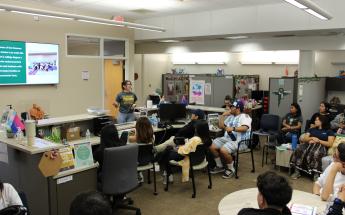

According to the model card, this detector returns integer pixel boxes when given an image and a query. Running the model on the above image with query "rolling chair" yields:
[137,143,158,195]
[252,114,280,167]
[164,144,212,198]
[102,144,141,215]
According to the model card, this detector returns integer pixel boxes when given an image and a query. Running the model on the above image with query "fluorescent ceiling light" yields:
[0,3,165,32]
[172,52,229,65]
[282,0,332,20]
[11,10,73,20]
[224,36,248,40]
[0,9,5,11]
[240,50,299,65]
[158,40,180,43]
[305,9,328,20]
[283,0,307,9]
[78,19,124,27]
[127,26,164,32]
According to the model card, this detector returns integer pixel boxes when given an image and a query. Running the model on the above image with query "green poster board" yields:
[73,142,94,168]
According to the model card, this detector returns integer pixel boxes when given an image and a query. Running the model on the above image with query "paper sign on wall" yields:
[205,83,212,95]
[189,80,205,105]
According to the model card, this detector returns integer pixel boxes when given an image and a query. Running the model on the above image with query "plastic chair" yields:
[232,132,255,179]
[252,114,280,167]
[137,143,157,195]
[164,144,212,198]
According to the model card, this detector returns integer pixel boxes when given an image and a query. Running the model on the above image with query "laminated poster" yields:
[189,80,205,105]
[74,142,94,168]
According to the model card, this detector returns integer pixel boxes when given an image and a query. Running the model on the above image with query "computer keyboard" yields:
[116,122,136,130]
[172,121,187,125]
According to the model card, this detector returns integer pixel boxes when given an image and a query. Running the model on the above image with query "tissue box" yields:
[66,127,80,141]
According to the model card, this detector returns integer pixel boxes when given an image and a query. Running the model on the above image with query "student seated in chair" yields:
[156,120,212,183]
[128,116,154,144]
[331,108,345,134]
[279,103,302,144]
[70,191,111,215]
[290,115,335,181]
[237,171,292,215]
[0,180,22,210]
[313,143,345,201]
[154,109,205,153]
[209,100,252,179]
[128,116,155,183]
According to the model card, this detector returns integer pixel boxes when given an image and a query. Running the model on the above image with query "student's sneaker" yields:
[222,169,234,179]
[210,166,224,174]
[162,171,174,185]
[138,172,144,183]
[291,169,301,180]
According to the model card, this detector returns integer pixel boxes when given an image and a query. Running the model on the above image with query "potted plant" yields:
[6,127,15,138]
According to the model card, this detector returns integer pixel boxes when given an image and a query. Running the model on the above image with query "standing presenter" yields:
[113,80,137,123]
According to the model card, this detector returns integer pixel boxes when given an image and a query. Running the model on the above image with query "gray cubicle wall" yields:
[269,77,298,119]
[298,77,326,129]
[212,76,234,107]
[189,75,233,107]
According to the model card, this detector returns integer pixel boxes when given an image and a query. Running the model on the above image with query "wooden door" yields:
[104,59,123,117]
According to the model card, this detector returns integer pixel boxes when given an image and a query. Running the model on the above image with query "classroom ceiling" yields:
[11,0,280,20]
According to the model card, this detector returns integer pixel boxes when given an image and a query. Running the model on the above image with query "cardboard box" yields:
[276,148,293,168]
[66,127,80,141]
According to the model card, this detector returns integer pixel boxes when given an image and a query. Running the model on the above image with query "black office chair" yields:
[137,143,157,195]
[0,205,27,215]
[164,144,212,198]
[232,132,255,179]
[102,144,141,215]
[252,114,280,167]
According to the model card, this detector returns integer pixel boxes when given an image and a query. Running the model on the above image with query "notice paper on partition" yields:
[74,142,94,168]
[189,80,205,105]
[0,142,8,164]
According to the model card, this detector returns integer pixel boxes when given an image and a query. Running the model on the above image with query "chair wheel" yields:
[154,192,158,195]
[235,176,239,179]
[251,170,255,173]
[136,209,141,215]
[192,194,196,198]
[208,185,212,189]
[164,188,168,191]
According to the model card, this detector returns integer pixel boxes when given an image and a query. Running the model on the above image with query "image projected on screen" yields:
[26,43,59,84]
[0,40,59,85]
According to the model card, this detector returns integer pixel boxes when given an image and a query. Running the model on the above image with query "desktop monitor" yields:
[149,95,161,105]
[159,103,186,123]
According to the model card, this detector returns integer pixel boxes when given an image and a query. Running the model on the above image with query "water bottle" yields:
[16,127,24,142]
[291,134,298,150]
[86,129,91,142]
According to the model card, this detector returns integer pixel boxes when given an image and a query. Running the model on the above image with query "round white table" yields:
[218,188,328,215]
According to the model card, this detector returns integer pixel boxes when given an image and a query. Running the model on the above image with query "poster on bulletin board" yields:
[189,80,205,105]
[73,142,94,168]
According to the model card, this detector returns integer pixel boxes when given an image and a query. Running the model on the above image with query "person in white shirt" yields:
[0,180,22,210]
[313,143,345,201]
[209,100,252,179]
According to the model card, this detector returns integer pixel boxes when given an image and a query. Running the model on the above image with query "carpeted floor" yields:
[116,148,315,215]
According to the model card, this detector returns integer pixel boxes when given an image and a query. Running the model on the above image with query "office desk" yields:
[218,188,327,215]
[0,131,97,215]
